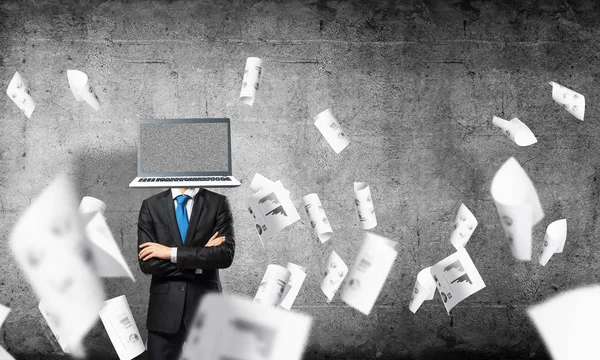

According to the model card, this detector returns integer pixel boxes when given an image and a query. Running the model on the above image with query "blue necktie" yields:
[175,195,190,244]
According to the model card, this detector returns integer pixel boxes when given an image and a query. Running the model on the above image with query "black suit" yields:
[137,188,235,359]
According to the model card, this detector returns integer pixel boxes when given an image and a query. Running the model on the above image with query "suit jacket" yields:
[137,188,235,334]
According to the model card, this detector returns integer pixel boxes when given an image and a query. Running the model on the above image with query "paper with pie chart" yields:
[314,109,350,154]
[354,182,377,230]
[491,157,544,261]
[539,219,567,266]
[450,203,478,249]
[430,248,485,314]
[99,295,145,360]
[67,70,100,110]
[550,81,585,121]
[239,57,263,106]
[340,232,397,315]
[409,267,436,314]
[6,71,35,118]
[320,251,348,303]
[492,116,537,146]
[302,193,333,243]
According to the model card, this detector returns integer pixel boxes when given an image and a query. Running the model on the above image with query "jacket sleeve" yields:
[138,199,195,280]
[175,196,235,270]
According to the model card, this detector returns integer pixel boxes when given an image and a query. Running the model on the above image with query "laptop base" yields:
[129,176,241,188]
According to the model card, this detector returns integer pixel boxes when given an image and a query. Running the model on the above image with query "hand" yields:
[139,242,171,261]
[205,231,226,247]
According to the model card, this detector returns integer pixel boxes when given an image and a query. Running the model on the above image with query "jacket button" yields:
[180,285,185,292]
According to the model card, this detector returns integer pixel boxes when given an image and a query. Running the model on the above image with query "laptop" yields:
[129,118,241,188]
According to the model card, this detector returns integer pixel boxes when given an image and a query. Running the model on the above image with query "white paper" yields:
[409,267,436,314]
[99,295,145,360]
[250,173,277,193]
[490,157,544,261]
[6,71,35,118]
[279,263,307,310]
[450,203,478,249]
[491,116,537,146]
[239,57,263,106]
[313,109,350,154]
[247,187,300,243]
[67,70,100,110]
[301,193,333,243]
[430,248,486,314]
[539,219,567,266]
[10,175,105,350]
[353,182,377,230]
[550,81,585,121]
[340,232,397,315]
[85,212,135,281]
[39,300,75,355]
[0,347,15,360]
[528,285,600,360]
[181,293,312,360]
[320,251,348,303]
[79,196,106,217]
[254,264,291,307]
[0,305,14,360]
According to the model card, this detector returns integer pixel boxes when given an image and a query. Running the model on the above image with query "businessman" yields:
[137,187,235,360]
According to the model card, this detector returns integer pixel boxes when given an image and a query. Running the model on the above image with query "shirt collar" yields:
[170,188,200,199]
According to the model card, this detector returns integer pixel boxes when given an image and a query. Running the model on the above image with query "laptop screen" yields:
[138,118,232,176]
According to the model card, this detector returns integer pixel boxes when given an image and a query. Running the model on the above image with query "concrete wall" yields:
[1,0,599,358]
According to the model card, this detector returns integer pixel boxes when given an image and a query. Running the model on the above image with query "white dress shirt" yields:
[169,188,202,274]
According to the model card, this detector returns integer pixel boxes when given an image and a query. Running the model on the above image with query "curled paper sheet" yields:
[254,264,292,307]
[181,293,312,360]
[491,116,537,147]
[39,300,85,357]
[67,70,100,110]
[450,203,478,249]
[10,175,105,351]
[301,193,333,243]
[250,173,277,193]
[320,251,348,303]
[247,186,300,244]
[313,109,350,154]
[6,71,35,118]
[490,157,544,261]
[528,285,600,360]
[430,248,486,314]
[99,295,145,360]
[0,304,14,360]
[539,219,567,266]
[79,196,106,225]
[279,263,307,310]
[239,57,263,106]
[550,81,585,121]
[340,232,398,315]
[409,267,436,314]
[354,182,377,230]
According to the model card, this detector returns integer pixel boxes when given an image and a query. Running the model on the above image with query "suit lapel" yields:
[184,189,206,246]
[162,191,184,247]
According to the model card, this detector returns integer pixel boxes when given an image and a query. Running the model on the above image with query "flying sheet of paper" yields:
[321,251,348,303]
[239,57,263,106]
[491,157,544,261]
[6,71,35,118]
[85,212,135,281]
[491,116,537,146]
[340,232,397,315]
[313,109,351,154]
[67,70,100,110]
[354,182,377,230]
[409,267,436,314]
[450,203,478,250]
[247,186,300,243]
[539,219,567,266]
[79,196,107,225]
[0,347,15,360]
[301,193,333,243]
[39,300,76,355]
[550,81,585,121]
[430,248,486,314]
[279,263,307,310]
[99,295,145,360]
[250,173,278,193]
[254,264,292,307]
[0,305,14,360]
[528,285,600,360]
[10,175,105,349]
[181,293,312,360]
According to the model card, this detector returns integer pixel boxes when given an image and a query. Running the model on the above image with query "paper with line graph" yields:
[550,81,585,121]
[247,186,300,243]
[99,295,145,360]
[430,248,485,314]
[6,71,35,119]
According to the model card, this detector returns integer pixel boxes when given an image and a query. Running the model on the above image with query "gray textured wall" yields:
[1,0,599,359]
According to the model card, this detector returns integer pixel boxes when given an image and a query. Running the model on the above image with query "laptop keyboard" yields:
[138,176,232,182]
